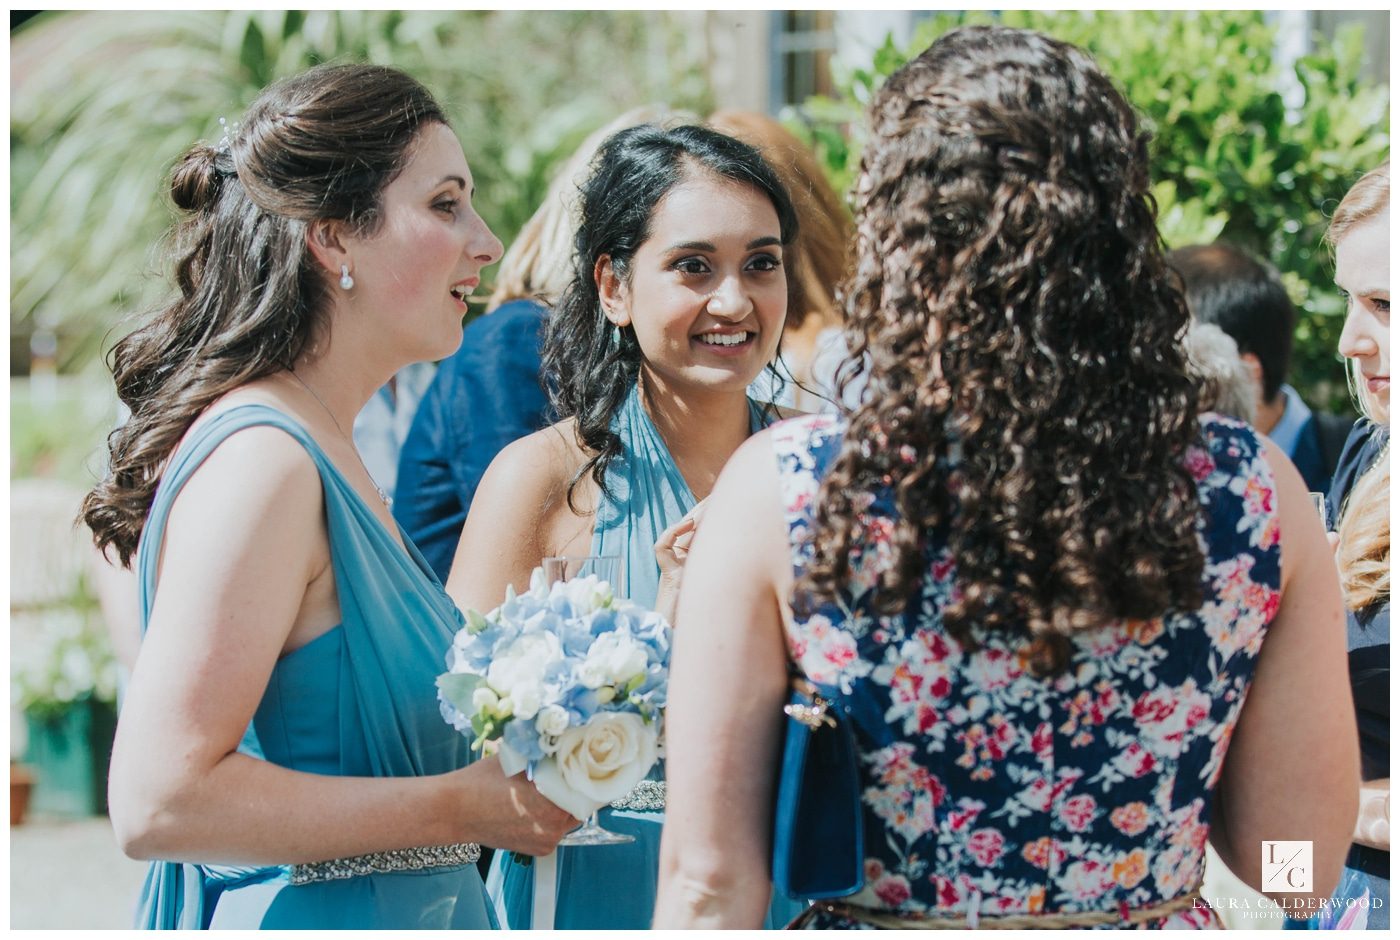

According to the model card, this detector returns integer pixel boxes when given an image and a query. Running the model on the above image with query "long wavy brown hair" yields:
[795,26,1204,676]
[81,63,446,566]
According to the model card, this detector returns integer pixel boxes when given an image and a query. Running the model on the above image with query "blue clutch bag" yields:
[771,676,864,900]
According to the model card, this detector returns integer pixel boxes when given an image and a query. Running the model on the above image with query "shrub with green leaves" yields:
[787,10,1389,412]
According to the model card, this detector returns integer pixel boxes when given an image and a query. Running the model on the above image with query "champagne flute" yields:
[541,554,634,847]
[541,554,620,588]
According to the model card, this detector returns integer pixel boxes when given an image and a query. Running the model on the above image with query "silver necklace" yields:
[288,370,393,510]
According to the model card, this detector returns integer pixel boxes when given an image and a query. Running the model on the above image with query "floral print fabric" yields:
[773,413,1280,929]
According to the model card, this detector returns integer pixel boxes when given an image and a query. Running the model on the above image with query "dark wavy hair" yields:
[796,26,1204,676]
[81,63,446,566]
[543,123,799,511]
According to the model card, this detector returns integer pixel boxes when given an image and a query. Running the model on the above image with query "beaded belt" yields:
[610,779,666,812]
[795,883,1204,930]
[289,842,481,886]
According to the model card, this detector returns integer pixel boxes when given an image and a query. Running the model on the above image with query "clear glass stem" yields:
[556,810,634,846]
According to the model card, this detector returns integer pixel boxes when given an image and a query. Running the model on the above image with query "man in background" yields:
[1169,242,1355,493]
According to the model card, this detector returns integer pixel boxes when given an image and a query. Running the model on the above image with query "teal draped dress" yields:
[130,405,495,930]
[485,387,809,929]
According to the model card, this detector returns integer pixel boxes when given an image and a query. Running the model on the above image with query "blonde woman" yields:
[1182,321,1257,423]
[1295,160,1390,929]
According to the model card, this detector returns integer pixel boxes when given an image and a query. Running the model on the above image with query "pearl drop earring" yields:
[339,265,354,291]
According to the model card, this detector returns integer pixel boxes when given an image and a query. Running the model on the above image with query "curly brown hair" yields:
[795,26,1204,676]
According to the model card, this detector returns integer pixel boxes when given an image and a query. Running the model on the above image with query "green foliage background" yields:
[10,11,1390,416]
[788,10,1389,413]
[10,10,712,376]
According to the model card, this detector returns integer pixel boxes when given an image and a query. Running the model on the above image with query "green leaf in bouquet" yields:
[436,671,484,712]
[622,673,646,696]
[465,608,491,635]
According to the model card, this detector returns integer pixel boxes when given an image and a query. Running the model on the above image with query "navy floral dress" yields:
[773,413,1282,929]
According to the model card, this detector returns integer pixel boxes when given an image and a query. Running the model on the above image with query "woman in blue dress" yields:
[446,124,809,928]
[80,63,575,930]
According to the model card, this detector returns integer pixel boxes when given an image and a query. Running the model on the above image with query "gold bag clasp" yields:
[784,696,837,730]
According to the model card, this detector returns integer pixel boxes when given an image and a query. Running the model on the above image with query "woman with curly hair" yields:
[656,26,1358,928]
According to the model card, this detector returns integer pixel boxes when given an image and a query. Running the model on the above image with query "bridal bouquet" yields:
[437,568,670,819]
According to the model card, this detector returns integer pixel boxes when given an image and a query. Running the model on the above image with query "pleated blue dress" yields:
[485,387,809,928]
[130,404,495,930]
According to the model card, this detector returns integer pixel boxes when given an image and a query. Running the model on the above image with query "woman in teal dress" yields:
[447,124,810,928]
[80,63,575,930]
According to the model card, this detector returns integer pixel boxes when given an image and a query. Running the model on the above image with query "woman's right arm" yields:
[1209,436,1359,904]
[108,427,573,866]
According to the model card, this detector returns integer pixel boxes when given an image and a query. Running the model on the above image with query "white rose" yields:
[531,712,659,820]
[471,686,500,713]
[535,704,571,738]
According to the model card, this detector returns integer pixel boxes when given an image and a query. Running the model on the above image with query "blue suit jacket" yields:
[394,299,552,582]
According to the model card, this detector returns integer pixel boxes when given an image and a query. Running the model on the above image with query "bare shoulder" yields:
[687,426,792,611]
[154,418,329,593]
[712,428,781,506]
[451,418,595,607]
[168,421,324,526]
[521,417,589,468]
[481,417,588,504]
[469,417,598,551]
